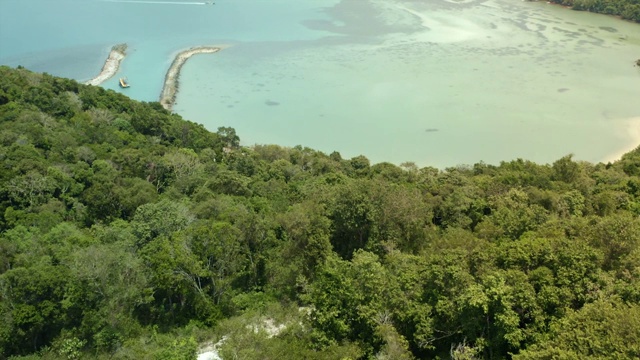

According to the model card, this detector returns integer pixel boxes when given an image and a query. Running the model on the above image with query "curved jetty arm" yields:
[160,46,223,111]
[86,44,127,86]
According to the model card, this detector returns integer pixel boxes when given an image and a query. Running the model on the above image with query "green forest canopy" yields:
[1,66,640,359]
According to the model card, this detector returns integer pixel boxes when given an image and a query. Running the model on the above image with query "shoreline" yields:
[159,46,224,111]
[85,44,127,86]
[541,0,639,24]
[601,116,640,163]
[602,143,640,163]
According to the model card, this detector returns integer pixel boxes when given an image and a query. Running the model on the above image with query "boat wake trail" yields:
[101,0,207,5]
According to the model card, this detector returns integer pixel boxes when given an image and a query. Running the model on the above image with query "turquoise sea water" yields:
[0,0,335,97]
[2,0,640,167]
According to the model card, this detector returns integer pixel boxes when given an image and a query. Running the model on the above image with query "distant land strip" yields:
[86,44,127,86]
[160,46,224,111]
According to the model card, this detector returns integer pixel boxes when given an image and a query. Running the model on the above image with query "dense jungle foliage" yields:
[547,0,640,22]
[1,66,640,359]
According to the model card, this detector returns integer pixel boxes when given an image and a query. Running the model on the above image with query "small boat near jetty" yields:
[119,77,130,88]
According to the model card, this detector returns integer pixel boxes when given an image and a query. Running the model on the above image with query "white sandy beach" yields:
[601,116,640,163]
[160,46,224,111]
[85,47,126,86]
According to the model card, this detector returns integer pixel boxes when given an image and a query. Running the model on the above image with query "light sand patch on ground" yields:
[197,336,226,360]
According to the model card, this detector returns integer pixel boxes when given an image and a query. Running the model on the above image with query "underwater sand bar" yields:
[160,46,222,111]
[86,44,127,86]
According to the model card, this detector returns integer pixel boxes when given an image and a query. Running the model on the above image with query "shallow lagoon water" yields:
[2,0,640,167]
[175,0,640,167]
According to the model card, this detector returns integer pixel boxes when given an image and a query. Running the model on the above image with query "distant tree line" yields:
[1,65,640,359]
[549,0,640,22]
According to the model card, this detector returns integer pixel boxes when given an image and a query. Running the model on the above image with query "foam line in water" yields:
[101,0,207,5]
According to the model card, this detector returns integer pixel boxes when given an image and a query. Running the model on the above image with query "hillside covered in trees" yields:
[1,66,640,359]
